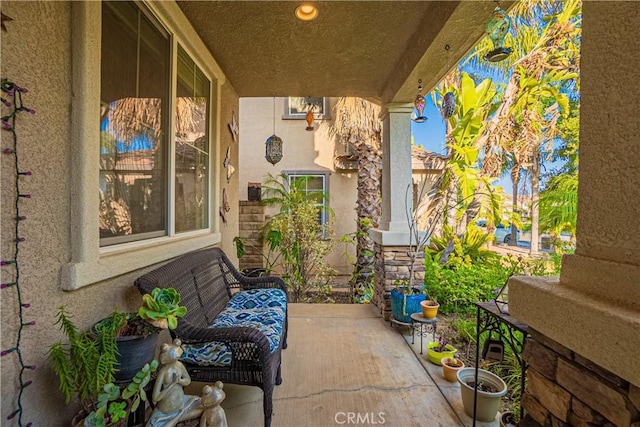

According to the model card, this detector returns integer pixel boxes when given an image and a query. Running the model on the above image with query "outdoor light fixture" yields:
[265,98,283,165]
[412,79,427,123]
[484,3,513,62]
[295,3,318,21]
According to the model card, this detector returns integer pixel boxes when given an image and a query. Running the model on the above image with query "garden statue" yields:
[199,382,228,427]
[147,339,203,427]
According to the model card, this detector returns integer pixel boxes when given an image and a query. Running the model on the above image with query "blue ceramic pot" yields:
[390,287,425,323]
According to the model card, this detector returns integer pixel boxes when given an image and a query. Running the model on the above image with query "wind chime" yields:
[440,45,456,120]
[484,1,513,62]
[412,79,427,123]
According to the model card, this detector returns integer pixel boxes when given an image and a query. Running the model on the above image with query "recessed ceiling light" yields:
[295,3,318,21]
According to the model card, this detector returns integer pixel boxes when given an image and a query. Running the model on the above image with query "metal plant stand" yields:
[473,302,529,425]
[410,313,437,354]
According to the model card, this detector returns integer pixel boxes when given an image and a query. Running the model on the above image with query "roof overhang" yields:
[177,1,507,103]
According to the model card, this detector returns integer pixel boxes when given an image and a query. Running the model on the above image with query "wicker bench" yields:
[134,247,288,427]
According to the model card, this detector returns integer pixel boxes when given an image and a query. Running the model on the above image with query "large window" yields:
[99,1,211,246]
[175,46,210,233]
[287,172,329,226]
[283,97,330,120]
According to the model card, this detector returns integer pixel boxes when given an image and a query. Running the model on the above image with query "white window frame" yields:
[282,97,330,120]
[63,1,226,290]
[284,171,330,226]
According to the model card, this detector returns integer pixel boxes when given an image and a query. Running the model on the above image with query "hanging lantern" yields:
[441,92,456,119]
[413,79,427,123]
[265,134,283,165]
[484,5,512,62]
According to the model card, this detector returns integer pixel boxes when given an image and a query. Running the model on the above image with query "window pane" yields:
[100,1,170,245]
[175,46,210,233]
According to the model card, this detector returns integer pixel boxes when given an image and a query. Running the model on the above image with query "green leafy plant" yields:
[138,287,187,330]
[47,307,120,410]
[261,173,336,302]
[84,360,159,427]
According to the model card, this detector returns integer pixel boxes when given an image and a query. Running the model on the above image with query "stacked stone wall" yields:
[520,330,640,427]
[373,243,425,320]
[238,201,265,270]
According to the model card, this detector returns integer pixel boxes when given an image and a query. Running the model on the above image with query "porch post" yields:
[509,0,640,402]
[370,103,418,319]
[378,103,414,232]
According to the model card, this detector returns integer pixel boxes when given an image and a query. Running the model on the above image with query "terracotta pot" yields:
[441,357,465,382]
[420,300,439,319]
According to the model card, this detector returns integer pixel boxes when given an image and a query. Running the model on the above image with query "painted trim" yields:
[64,1,225,290]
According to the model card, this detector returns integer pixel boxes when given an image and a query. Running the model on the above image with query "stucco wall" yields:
[0,1,238,424]
[239,97,357,276]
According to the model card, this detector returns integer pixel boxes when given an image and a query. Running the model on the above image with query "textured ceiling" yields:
[177,1,501,103]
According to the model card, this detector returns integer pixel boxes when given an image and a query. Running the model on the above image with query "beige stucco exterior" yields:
[2,0,639,425]
[0,2,239,424]
[238,97,358,276]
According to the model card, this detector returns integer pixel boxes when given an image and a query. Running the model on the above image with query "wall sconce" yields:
[413,79,427,123]
[305,102,315,131]
[484,3,512,62]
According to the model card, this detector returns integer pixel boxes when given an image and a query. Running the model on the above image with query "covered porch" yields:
[1,1,639,426]
[195,303,488,427]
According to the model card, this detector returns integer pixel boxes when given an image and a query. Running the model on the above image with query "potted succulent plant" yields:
[441,356,465,382]
[426,338,458,365]
[82,360,158,427]
[93,287,187,381]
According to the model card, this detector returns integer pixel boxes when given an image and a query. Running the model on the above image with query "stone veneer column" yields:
[510,0,640,396]
[238,201,265,270]
[372,245,425,319]
[520,330,640,426]
[370,103,420,317]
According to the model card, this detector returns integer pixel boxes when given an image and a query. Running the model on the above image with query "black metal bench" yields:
[134,247,288,427]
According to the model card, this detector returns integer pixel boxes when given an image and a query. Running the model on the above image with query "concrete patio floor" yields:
[186,304,501,427]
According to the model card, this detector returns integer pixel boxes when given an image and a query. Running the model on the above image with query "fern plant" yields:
[47,307,120,409]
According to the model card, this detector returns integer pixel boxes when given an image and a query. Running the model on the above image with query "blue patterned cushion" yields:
[227,288,287,311]
[181,289,287,367]
[181,341,233,367]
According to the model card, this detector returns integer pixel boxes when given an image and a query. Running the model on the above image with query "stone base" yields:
[372,243,425,319]
[522,330,640,427]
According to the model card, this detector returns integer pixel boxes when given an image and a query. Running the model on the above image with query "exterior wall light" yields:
[295,4,318,21]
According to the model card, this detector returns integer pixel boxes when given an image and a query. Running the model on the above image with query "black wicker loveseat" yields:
[134,247,288,427]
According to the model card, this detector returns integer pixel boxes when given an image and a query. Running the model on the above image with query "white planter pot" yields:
[457,367,507,422]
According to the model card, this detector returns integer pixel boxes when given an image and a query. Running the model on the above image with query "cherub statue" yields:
[199,382,228,427]
[147,339,203,427]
